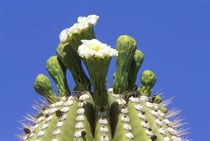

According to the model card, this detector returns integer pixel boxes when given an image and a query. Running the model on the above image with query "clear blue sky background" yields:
[0,0,209,140]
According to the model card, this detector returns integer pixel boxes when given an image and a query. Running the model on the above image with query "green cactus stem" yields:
[128,49,144,91]
[113,35,137,94]
[78,39,118,107]
[46,56,70,97]
[139,70,157,96]
[34,74,57,104]
[57,43,91,91]
[19,15,188,141]
[56,15,99,92]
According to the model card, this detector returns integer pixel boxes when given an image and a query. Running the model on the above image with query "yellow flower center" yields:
[88,45,103,52]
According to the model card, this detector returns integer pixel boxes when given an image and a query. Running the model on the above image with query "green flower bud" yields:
[46,56,70,97]
[34,74,57,103]
[139,70,156,96]
[160,106,168,114]
[152,95,162,104]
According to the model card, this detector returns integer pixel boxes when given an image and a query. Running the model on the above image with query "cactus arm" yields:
[46,56,70,97]
[113,35,137,94]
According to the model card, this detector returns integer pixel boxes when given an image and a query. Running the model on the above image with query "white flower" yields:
[59,28,70,43]
[78,15,99,26]
[87,15,99,25]
[78,39,118,59]
[59,15,99,43]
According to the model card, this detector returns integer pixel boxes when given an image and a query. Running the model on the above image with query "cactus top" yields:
[59,15,99,43]
[78,39,118,59]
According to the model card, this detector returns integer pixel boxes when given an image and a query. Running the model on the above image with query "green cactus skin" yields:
[128,49,144,91]
[56,43,91,92]
[82,56,111,107]
[46,56,70,97]
[34,74,57,104]
[19,15,187,141]
[113,35,137,94]
[67,24,96,52]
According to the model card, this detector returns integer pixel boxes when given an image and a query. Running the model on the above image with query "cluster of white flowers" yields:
[78,39,118,59]
[59,15,99,43]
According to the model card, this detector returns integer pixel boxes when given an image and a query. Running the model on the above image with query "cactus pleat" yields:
[19,15,188,141]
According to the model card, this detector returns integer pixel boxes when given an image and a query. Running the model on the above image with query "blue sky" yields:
[0,0,209,140]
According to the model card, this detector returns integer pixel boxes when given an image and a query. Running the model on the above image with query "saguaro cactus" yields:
[19,15,188,141]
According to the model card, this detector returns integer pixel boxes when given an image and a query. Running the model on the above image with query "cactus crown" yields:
[18,15,189,141]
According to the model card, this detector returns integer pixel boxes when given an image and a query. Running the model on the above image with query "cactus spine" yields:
[19,15,188,141]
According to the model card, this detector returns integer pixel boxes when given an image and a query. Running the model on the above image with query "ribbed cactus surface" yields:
[19,15,187,141]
